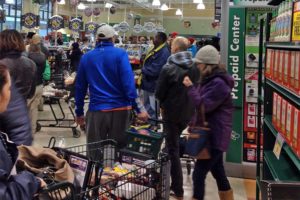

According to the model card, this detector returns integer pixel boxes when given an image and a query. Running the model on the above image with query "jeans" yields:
[164,120,187,197]
[193,149,231,200]
[143,90,158,121]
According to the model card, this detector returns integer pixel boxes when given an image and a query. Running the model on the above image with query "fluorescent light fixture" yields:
[175,9,182,16]
[87,0,96,2]
[58,0,65,5]
[105,3,113,8]
[77,3,86,10]
[193,0,203,3]
[5,0,14,4]
[160,3,168,11]
[152,0,161,6]
[197,3,205,9]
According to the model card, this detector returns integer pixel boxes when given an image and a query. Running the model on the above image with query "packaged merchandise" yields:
[283,51,291,87]
[273,50,280,81]
[286,102,294,144]
[276,95,282,130]
[281,99,287,136]
[266,49,274,78]
[294,51,300,95]
[273,92,278,126]
[290,51,296,89]
[278,50,284,83]
[293,108,300,157]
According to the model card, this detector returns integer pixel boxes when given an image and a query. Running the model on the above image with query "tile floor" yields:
[33,100,256,200]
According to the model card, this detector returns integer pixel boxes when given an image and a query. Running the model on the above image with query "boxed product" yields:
[273,93,278,125]
[248,103,257,115]
[265,49,274,78]
[292,108,300,158]
[294,51,300,95]
[278,50,284,84]
[273,50,279,81]
[285,103,294,144]
[283,51,291,88]
[281,99,287,136]
[276,95,282,130]
[290,51,296,89]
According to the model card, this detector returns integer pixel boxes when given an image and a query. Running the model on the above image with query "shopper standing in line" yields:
[156,37,199,200]
[0,64,46,199]
[31,34,50,58]
[187,37,197,58]
[69,42,82,73]
[0,29,36,145]
[28,44,46,133]
[183,45,234,200]
[141,32,170,128]
[75,24,148,149]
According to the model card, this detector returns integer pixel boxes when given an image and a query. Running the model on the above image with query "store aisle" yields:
[33,104,256,200]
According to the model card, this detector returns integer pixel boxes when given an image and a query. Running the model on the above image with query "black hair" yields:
[0,64,8,93]
[157,32,167,43]
[27,32,36,39]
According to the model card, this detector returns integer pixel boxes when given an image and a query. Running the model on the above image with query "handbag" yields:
[184,104,211,160]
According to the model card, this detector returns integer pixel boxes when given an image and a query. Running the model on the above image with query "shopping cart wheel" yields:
[36,122,42,132]
[72,128,81,138]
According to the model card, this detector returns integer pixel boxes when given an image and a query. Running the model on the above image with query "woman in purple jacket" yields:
[183,45,234,200]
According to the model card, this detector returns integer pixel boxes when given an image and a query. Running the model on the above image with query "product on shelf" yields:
[276,95,282,130]
[286,102,294,144]
[292,108,299,158]
[283,51,291,87]
[294,51,300,95]
[273,92,278,126]
[290,51,296,88]
[281,99,287,136]
[266,49,274,79]
[278,50,284,83]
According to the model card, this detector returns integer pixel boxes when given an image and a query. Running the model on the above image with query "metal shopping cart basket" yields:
[42,137,170,200]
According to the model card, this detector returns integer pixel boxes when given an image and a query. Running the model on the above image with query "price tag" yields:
[273,133,285,160]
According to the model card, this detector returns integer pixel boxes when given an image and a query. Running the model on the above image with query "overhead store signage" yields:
[292,1,300,42]
[21,13,39,28]
[233,0,269,6]
[69,18,83,32]
[118,21,130,33]
[113,24,120,32]
[215,0,221,22]
[226,7,245,164]
[133,24,143,33]
[48,15,64,31]
[143,22,156,33]
[85,22,98,34]
[156,25,165,32]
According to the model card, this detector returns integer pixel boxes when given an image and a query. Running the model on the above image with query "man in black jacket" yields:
[156,37,199,199]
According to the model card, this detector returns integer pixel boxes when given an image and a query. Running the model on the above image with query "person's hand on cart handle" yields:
[37,177,47,188]
[137,111,149,122]
[183,76,193,87]
[75,116,85,126]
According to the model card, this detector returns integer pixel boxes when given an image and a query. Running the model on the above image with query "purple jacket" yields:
[187,70,234,152]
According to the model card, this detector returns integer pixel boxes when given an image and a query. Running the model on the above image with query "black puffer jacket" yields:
[0,51,36,99]
[28,52,46,86]
[155,51,200,122]
[0,82,33,145]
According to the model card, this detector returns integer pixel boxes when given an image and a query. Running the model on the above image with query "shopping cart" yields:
[41,137,170,200]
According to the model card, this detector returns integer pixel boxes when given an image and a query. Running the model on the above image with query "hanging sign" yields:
[69,18,83,32]
[21,13,39,28]
[143,22,156,33]
[215,0,221,22]
[292,1,300,42]
[85,22,98,34]
[48,15,64,30]
[70,0,78,6]
[93,8,101,16]
[110,6,116,14]
[156,25,165,32]
[133,24,143,33]
[118,21,130,33]
[233,0,269,6]
[113,24,120,32]
[84,7,93,17]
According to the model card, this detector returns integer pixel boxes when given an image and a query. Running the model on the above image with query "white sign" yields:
[143,22,156,33]
[133,24,143,33]
[273,133,285,160]
[118,21,130,33]
[233,0,269,7]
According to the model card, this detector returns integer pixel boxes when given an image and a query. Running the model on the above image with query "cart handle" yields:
[48,137,56,148]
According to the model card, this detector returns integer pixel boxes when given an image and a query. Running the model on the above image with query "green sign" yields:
[233,0,269,6]
[227,7,245,163]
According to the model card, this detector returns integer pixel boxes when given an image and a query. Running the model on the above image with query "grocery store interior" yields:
[0,0,299,199]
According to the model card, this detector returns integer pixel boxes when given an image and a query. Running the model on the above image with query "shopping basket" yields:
[44,137,170,200]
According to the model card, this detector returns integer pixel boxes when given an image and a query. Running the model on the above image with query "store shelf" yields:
[266,79,300,107]
[266,42,300,50]
[264,115,300,171]
[264,151,300,181]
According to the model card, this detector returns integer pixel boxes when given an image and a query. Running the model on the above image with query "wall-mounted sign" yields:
[69,18,83,32]
[48,15,64,30]
[118,21,130,33]
[233,0,269,6]
[85,22,98,34]
[143,22,155,33]
[21,13,39,28]
[133,24,143,33]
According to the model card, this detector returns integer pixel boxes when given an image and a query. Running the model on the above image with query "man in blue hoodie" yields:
[141,32,170,126]
[75,24,148,148]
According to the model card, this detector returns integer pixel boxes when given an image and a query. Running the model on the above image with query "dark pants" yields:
[193,149,231,200]
[164,120,187,197]
[86,110,131,160]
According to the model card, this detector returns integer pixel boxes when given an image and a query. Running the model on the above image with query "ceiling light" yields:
[193,0,203,3]
[197,3,205,9]
[87,0,96,2]
[105,3,113,8]
[160,3,168,11]
[58,0,65,5]
[5,0,14,4]
[77,3,86,10]
[175,9,182,16]
[152,0,161,6]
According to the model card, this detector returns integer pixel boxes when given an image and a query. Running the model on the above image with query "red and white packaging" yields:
[292,108,300,158]
[283,51,291,88]
[247,115,256,128]
[276,95,282,130]
[273,50,280,82]
[278,50,284,84]
[272,92,278,126]
[290,51,296,89]
[294,51,300,95]
[286,103,294,145]
[266,49,274,78]
[281,99,287,136]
